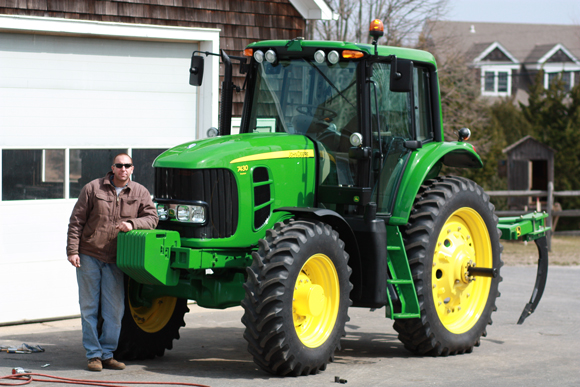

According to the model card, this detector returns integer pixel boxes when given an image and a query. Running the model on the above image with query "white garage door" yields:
[0,31,203,325]
[0,32,198,148]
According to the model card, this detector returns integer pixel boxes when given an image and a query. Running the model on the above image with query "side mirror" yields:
[390,58,413,93]
[189,55,204,86]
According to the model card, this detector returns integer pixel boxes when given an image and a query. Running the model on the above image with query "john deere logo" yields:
[169,208,175,217]
[289,150,310,158]
[353,196,360,203]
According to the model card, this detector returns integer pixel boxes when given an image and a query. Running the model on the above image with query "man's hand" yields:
[116,222,134,232]
[68,254,81,268]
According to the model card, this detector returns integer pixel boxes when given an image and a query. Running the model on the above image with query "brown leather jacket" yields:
[67,172,158,263]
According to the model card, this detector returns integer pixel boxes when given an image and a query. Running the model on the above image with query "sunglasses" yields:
[114,163,133,169]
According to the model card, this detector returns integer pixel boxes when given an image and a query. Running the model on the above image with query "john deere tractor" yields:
[115,20,549,376]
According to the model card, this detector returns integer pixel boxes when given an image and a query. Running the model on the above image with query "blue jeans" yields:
[76,254,125,360]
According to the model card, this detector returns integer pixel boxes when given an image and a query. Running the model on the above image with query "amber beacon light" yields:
[369,19,384,39]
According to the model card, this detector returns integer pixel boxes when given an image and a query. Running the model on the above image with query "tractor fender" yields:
[388,142,483,226]
[274,207,363,300]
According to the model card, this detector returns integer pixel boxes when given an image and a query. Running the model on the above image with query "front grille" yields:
[155,168,238,238]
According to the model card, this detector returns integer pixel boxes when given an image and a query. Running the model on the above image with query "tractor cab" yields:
[238,38,440,217]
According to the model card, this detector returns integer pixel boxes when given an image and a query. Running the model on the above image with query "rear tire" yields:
[241,219,352,376]
[115,276,189,360]
[394,176,503,355]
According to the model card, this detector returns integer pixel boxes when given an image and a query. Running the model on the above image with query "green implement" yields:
[498,212,550,324]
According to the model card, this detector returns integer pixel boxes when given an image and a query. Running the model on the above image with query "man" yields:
[67,153,158,371]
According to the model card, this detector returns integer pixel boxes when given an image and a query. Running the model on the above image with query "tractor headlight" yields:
[265,49,277,63]
[206,127,219,138]
[254,50,264,63]
[350,132,363,147]
[314,50,326,64]
[328,50,339,64]
[156,203,168,221]
[176,205,206,224]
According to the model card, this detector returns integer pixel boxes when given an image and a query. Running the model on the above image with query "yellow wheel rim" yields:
[129,293,177,334]
[432,208,492,334]
[293,254,340,348]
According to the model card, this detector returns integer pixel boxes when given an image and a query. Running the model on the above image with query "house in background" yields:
[0,0,332,325]
[425,21,580,104]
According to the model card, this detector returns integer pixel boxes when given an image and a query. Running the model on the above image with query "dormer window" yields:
[481,67,512,96]
[545,71,575,92]
[528,44,580,92]
[473,42,519,97]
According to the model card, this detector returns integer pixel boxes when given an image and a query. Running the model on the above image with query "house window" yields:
[497,72,508,92]
[484,72,495,92]
[546,71,574,92]
[481,69,512,96]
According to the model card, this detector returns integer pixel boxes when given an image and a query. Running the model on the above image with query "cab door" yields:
[370,62,435,214]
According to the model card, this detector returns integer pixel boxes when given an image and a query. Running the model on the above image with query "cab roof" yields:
[246,40,437,67]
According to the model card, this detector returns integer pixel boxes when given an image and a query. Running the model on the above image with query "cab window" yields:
[413,66,434,141]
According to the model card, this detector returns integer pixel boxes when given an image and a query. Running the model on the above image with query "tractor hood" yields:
[154,133,315,169]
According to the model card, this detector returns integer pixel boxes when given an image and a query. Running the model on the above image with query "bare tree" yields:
[311,0,449,47]
[314,0,358,41]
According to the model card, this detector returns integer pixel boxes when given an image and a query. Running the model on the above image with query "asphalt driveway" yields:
[1,266,579,386]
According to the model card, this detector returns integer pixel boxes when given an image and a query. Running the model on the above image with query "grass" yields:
[501,235,580,266]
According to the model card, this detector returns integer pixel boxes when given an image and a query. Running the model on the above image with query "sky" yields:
[445,0,580,25]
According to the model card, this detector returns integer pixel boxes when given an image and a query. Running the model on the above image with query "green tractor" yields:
[115,20,549,376]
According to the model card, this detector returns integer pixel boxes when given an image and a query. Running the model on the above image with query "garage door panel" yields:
[1,34,196,94]
[1,55,193,93]
[1,84,196,147]
[1,32,199,148]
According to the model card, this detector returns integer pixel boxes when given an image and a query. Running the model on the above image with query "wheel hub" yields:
[294,273,326,317]
[432,208,493,334]
[292,254,339,348]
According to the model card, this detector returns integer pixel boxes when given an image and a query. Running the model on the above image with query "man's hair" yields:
[112,153,133,165]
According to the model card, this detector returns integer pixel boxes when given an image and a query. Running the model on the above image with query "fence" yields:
[487,181,580,249]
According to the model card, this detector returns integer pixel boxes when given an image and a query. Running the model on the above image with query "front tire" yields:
[241,220,352,376]
[115,277,189,360]
[394,176,503,355]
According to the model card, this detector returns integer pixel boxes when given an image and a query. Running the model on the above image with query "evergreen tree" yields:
[521,72,580,229]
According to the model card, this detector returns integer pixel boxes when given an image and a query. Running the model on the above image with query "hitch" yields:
[497,212,550,324]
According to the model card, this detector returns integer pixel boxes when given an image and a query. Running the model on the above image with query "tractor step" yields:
[385,226,420,319]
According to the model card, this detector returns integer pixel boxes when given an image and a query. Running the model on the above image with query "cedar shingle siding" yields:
[0,0,305,115]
